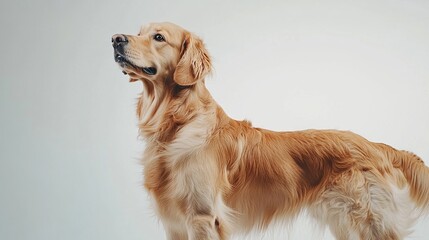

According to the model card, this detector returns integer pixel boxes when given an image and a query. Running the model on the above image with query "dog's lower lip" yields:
[115,53,157,75]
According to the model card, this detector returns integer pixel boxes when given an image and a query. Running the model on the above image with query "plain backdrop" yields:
[1,0,428,239]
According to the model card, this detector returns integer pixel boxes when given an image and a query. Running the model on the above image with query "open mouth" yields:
[114,53,157,75]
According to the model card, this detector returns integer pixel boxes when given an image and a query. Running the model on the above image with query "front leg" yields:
[183,190,231,240]
[165,227,188,240]
[150,195,189,240]
[159,195,223,240]
[187,213,220,240]
[173,158,232,240]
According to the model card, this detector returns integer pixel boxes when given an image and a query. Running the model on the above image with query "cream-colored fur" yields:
[112,22,429,240]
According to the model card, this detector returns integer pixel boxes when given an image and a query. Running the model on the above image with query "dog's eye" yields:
[153,33,165,42]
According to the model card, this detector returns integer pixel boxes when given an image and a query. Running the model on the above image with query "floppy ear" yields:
[173,33,212,86]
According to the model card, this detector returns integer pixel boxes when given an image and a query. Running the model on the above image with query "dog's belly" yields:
[225,179,303,231]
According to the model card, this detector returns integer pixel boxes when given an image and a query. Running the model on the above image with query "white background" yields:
[1,0,428,239]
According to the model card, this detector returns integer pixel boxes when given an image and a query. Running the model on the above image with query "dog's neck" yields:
[137,77,220,143]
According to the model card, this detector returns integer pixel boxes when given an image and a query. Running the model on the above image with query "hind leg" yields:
[310,169,403,240]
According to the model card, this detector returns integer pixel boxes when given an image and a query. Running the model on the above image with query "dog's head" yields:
[112,22,211,85]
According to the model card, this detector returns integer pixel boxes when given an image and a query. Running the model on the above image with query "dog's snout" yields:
[112,34,128,44]
[112,34,128,55]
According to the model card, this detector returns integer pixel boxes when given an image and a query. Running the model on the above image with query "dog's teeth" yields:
[122,71,127,75]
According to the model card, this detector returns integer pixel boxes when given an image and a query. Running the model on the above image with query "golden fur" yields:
[112,22,429,240]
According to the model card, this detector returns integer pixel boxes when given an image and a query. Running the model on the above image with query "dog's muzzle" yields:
[111,34,157,75]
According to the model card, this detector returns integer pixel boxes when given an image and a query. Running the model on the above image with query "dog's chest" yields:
[142,120,217,224]
[143,114,215,189]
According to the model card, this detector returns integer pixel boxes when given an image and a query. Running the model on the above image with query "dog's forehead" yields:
[139,22,185,35]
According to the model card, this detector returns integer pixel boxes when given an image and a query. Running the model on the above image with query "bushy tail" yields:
[391,149,429,211]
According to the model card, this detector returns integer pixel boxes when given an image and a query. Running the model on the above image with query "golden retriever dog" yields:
[112,22,429,240]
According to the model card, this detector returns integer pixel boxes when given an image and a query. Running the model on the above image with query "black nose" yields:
[112,34,128,54]
[112,34,128,44]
